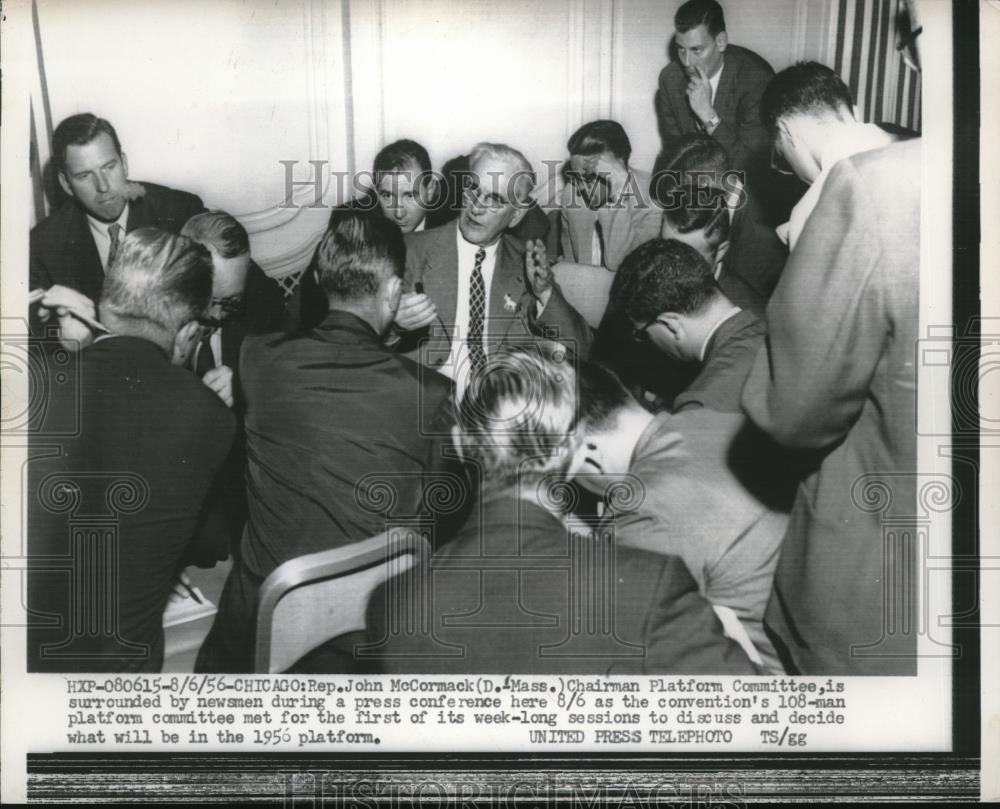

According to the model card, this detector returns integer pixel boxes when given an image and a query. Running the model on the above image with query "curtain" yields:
[830,0,921,133]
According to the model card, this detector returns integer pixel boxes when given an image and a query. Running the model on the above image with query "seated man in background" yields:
[548,120,660,271]
[762,61,899,251]
[611,238,764,413]
[393,142,592,397]
[196,209,454,673]
[570,362,791,671]
[30,113,206,313]
[27,228,234,672]
[290,139,440,329]
[365,346,756,675]
[653,133,786,300]
[180,211,287,559]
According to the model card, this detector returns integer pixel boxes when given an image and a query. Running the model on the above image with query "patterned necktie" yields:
[468,247,487,372]
[593,219,606,268]
[107,223,123,270]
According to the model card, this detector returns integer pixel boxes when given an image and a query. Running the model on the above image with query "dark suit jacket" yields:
[656,45,774,183]
[27,336,235,672]
[399,220,593,367]
[742,140,920,675]
[29,182,206,303]
[673,308,765,413]
[239,309,455,580]
[364,493,756,674]
[727,190,787,301]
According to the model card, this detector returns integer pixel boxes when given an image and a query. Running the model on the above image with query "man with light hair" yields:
[392,142,592,397]
[364,345,756,675]
[28,228,234,672]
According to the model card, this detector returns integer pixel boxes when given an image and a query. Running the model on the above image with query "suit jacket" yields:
[656,45,774,183]
[27,336,235,672]
[727,190,787,301]
[558,168,661,271]
[741,140,920,675]
[364,493,756,675]
[399,220,593,367]
[673,308,765,413]
[604,410,791,671]
[239,309,455,581]
[29,181,206,303]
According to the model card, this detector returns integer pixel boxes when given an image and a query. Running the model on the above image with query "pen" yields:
[30,288,111,334]
[179,576,204,604]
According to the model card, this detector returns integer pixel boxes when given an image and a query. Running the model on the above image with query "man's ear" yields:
[57,171,73,199]
[568,437,604,479]
[508,202,530,229]
[385,275,403,312]
[660,312,685,343]
[121,151,129,177]
[172,320,202,367]
[716,31,729,52]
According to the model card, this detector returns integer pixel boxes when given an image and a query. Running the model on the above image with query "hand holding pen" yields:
[32,285,110,351]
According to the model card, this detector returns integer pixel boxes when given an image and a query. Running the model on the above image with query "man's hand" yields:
[686,65,716,126]
[37,285,98,351]
[394,292,438,331]
[525,239,555,308]
[593,153,630,201]
[202,365,234,408]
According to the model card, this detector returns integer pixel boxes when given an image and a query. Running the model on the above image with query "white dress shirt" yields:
[87,203,130,273]
[446,229,499,397]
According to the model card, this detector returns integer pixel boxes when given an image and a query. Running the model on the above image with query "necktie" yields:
[194,330,217,377]
[107,223,123,270]
[468,248,487,372]
[593,219,606,268]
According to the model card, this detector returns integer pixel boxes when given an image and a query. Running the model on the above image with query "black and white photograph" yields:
[0,0,991,802]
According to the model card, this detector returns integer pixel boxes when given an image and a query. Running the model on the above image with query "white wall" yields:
[34,0,833,278]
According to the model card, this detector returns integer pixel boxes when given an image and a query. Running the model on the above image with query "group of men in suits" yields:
[25,0,920,678]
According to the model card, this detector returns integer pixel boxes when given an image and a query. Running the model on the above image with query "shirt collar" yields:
[87,202,130,237]
[699,305,741,362]
[457,227,501,262]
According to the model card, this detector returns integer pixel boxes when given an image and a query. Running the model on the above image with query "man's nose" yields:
[94,170,110,193]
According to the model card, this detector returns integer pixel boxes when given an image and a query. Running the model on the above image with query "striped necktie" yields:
[468,247,487,371]
[107,223,123,270]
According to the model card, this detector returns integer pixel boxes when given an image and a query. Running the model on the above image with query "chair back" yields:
[254,529,428,673]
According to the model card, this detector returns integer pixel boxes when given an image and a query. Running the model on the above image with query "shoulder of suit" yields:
[31,197,81,239]
[725,44,775,76]
[136,181,206,211]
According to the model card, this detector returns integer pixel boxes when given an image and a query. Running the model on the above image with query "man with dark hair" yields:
[611,238,764,413]
[653,133,786,300]
[30,113,206,307]
[365,347,756,675]
[27,228,234,672]
[655,0,774,195]
[394,142,592,397]
[762,61,898,250]
[657,183,765,316]
[569,361,790,671]
[195,209,454,673]
[290,138,439,330]
[551,120,660,272]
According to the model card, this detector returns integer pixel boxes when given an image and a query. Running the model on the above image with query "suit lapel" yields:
[64,205,105,300]
[714,53,738,122]
[125,189,154,233]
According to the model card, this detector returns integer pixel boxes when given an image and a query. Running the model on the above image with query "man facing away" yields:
[569,362,792,671]
[365,346,756,675]
[610,238,765,414]
[196,209,454,673]
[30,113,206,308]
[762,61,900,251]
[27,228,234,672]
[656,0,773,193]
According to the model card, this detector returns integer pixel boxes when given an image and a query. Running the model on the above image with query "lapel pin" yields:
[503,293,517,313]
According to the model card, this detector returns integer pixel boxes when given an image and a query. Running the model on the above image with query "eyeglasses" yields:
[631,315,664,343]
[462,183,510,212]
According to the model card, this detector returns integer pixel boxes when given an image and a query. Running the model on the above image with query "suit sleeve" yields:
[741,158,888,449]
[640,554,757,674]
[530,283,594,360]
[656,68,684,153]
[711,63,774,173]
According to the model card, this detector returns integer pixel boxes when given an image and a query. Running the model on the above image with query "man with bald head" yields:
[392,142,592,397]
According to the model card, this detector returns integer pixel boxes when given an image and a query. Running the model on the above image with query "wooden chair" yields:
[253,529,429,673]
